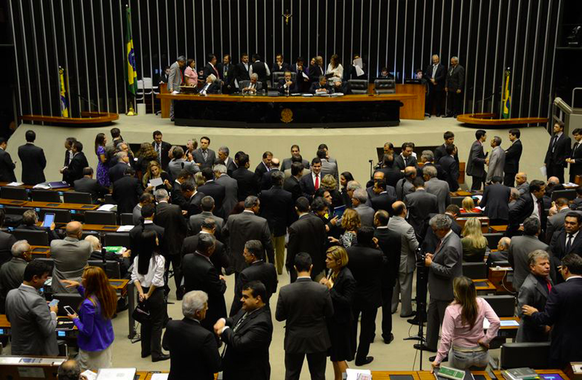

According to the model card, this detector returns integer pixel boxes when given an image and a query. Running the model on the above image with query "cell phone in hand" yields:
[64,305,75,315]
[42,213,55,228]
[48,299,59,307]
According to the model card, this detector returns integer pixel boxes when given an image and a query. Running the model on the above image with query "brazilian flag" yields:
[59,67,69,117]
[125,6,137,95]
[502,68,511,119]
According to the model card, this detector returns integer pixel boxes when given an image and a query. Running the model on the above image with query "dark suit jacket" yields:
[405,189,438,239]
[328,267,356,325]
[181,233,229,274]
[182,252,227,331]
[530,277,582,367]
[162,318,221,380]
[236,62,251,81]
[467,140,486,178]
[504,140,523,174]
[508,193,535,236]
[371,192,397,215]
[287,214,327,282]
[308,64,325,83]
[549,229,582,262]
[277,78,299,94]
[570,142,582,178]
[232,167,260,201]
[517,273,551,343]
[428,231,463,301]
[112,176,143,214]
[380,168,404,188]
[202,63,220,80]
[230,260,278,316]
[446,65,465,91]
[192,148,217,170]
[89,250,131,278]
[108,162,130,184]
[222,306,273,380]
[197,180,225,216]
[394,154,418,170]
[0,148,16,182]
[18,143,46,185]
[309,82,330,94]
[347,244,384,309]
[544,133,571,168]
[480,183,511,221]
[151,141,172,170]
[291,64,311,92]
[299,173,320,198]
[440,155,459,191]
[187,191,206,217]
[154,202,187,257]
[73,177,108,202]
[374,227,403,289]
[275,277,333,353]
[283,176,303,201]
[63,152,89,185]
[259,186,294,236]
[425,63,445,90]
[434,144,459,164]
[254,161,270,179]
[0,231,17,266]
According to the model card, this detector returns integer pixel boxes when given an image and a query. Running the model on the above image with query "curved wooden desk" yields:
[457,113,548,127]
[21,111,119,126]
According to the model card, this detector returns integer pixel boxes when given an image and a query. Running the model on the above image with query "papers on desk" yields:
[117,225,134,232]
[346,368,372,380]
[150,374,169,380]
[149,177,164,188]
[96,368,136,380]
[97,204,117,212]
[302,94,314,97]
[5,182,23,187]
[33,183,51,189]
[171,91,179,94]
[81,370,98,380]
[330,93,344,97]
[483,318,519,329]
[564,182,579,187]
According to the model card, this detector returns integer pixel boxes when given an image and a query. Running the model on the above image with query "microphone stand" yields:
[404,247,428,371]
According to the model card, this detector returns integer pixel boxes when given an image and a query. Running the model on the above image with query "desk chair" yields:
[451,197,465,207]
[347,79,368,94]
[63,191,93,204]
[500,342,551,369]
[463,261,488,279]
[33,257,54,271]
[120,213,134,225]
[3,206,33,215]
[88,260,121,279]
[30,190,62,203]
[38,208,72,224]
[52,293,83,316]
[84,211,117,225]
[104,194,115,204]
[103,232,130,248]
[13,229,49,246]
[481,295,516,317]
[374,79,396,94]
[1,187,28,200]
[484,233,504,249]
[551,189,576,201]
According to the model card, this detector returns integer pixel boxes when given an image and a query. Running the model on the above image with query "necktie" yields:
[552,135,559,152]
[546,278,552,293]
[432,65,437,78]
[202,150,208,161]
[314,174,320,190]
[538,199,543,221]
[233,312,248,332]
[156,144,161,161]
[566,233,574,253]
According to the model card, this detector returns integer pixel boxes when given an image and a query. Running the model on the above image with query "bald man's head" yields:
[392,201,406,217]
[404,166,416,178]
[66,221,83,239]
[271,157,280,168]
[548,176,560,185]
[57,359,81,380]
[515,172,527,185]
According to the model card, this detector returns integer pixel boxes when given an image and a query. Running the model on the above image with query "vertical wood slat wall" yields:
[9,0,561,120]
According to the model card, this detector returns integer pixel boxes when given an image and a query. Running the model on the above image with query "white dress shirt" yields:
[131,254,165,288]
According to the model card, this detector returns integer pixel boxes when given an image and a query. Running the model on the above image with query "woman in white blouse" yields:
[327,54,344,81]
[131,229,168,362]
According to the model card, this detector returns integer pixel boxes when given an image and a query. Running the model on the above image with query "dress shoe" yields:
[400,312,415,318]
[355,356,374,366]
[152,354,170,362]
[407,316,426,325]
[413,343,437,352]
[141,352,151,358]
[383,333,394,344]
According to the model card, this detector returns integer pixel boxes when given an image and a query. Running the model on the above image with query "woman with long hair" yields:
[142,160,172,193]
[327,54,344,80]
[62,266,117,371]
[432,277,500,371]
[461,197,481,214]
[94,133,110,187]
[131,229,168,362]
[320,246,356,380]
[339,208,361,248]
[340,171,355,207]
[461,218,488,262]
[321,174,344,208]
[135,143,159,175]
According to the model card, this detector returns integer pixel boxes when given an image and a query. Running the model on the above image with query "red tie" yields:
[314,175,320,190]
[546,279,552,293]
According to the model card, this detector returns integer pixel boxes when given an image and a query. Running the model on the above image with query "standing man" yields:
[214,164,238,217]
[395,142,418,170]
[467,129,487,191]
[198,168,226,217]
[549,212,582,266]
[168,56,186,120]
[544,121,571,184]
[203,54,220,80]
[281,144,310,172]
[0,137,16,182]
[445,56,465,118]
[300,158,323,199]
[424,165,451,214]
[217,54,233,81]
[232,152,260,201]
[440,144,460,192]
[566,128,582,183]
[18,130,46,185]
[425,54,445,117]
[62,141,89,186]
[236,53,251,85]
[249,54,271,89]
[193,136,216,170]
[404,177,439,240]
[434,131,459,164]
[509,217,549,292]
[504,128,523,186]
[486,136,505,184]
[255,151,273,179]
[479,176,511,226]
[6,260,59,356]
[152,131,172,171]
[276,253,334,380]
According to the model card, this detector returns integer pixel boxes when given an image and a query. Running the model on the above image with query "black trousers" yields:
[352,305,378,361]
[447,90,463,116]
[427,87,443,115]
[503,172,516,187]
[425,297,451,351]
[415,267,429,322]
[471,175,486,191]
[284,351,327,380]
[140,288,166,359]
[381,285,394,339]
[547,163,565,184]
[164,254,182,292]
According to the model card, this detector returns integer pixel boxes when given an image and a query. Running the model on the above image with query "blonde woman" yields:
[461,218,488,262]
[142,161,172,193]
[321,174,344,208]
[461,197,481,214]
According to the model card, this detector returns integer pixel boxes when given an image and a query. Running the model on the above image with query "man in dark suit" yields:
[394,142,418,170]
[162,290,221,380]
[509,217,549,292]
[214,162,238,215]
[17,130,46,185]
[374,210,401,343]
[425,54,446,117]
[370,179,397,215]
[550,212,582,266]
[230,240,277,316]
[276,253,333,380]
[281,144,310,172]
[415,214,462,354]
[197,167,225,217]
[0,210,17,266]
[108,151,131,184]
[286,197,327,282]
[507,180,545,238]
[254,151,272,180]
[283,162,305,201]
[423,165,451,214]
[180,180,206,217]
[300,158,323,199]
[309,76,331,94]
[0,137,16,182]
[479,176,511,225]
[215,281,273,380]
[434,131,459,164]
[445,56,465,117]
[523,253,582,368]
[236,53,251,82]
[202,54,220,80]
[277,71,299,94]
[544,121,571,184]
[567,128,582,183]
[545,198,576,242]
[259,171,294,274]
[193,136,216,170]
[404,177,439,240]
[467,129,487,191]
[249,54,270,89]
[232,153,260,201]
[112,168,143,214]
[440,144,460,192]
[222,196,274,275]
[504,128,523,186]
[152,130,172,171]
[182,233,227,333]
[154,189,187,299]
[73,167,108,203]
[216,54,233,81]
[182,218,230,276]
[62,141,89,186]
[347,227,384,365]
[516,250,553,343]
[290,57,311,93]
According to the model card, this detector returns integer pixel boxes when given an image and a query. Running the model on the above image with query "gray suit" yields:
[132,204,142,225]
[215,174,238,217]
[388,216,419,316]
[517,182,530,195]
[0,257,27,313]
[192,149,217,170]
[487,145,506,182]
[6,284,58,355]
[545,208,582,242]
[168,158,199,179]
[320,159,339,183]
[517,273,551,343]
[425,177,451,214]
[168,61,182,92]
[426,230,463,350]
[189,211,224,235]
[396,178,415,201]
[284,168,310,179]
[508,235,549,292]
[50,237,92,293]
[281,158,310,172]
[354,204,375,227]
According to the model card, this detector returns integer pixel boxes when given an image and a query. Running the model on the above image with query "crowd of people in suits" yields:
[2,122,582,378]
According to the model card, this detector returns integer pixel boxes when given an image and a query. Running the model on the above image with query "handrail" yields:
[21,111,119,126]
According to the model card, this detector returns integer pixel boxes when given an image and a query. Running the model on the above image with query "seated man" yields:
[310,76,330,94]
[487,237,511,266]
[200,74,221,95]
[242,73,264,95]
[330,78,350,94]
[17,210,59,242]
[0,240,31,313]
[57,359,82,380]
[277,71,298,94]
